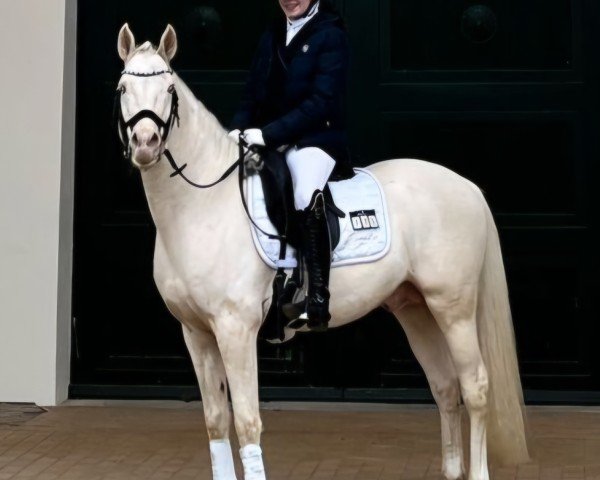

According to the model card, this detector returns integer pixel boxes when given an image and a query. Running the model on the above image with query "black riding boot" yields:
[283,190,332,331]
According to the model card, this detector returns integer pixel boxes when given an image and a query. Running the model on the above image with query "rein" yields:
[115,71,286,243]
[164,139,286,243]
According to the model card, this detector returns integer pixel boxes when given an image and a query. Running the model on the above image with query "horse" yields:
[115,23,529,480]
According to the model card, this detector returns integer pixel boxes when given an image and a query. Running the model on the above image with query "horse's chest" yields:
[152,233,257,322]
[153,238,211,324]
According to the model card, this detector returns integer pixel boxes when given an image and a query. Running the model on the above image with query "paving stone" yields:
[0,405,599,478]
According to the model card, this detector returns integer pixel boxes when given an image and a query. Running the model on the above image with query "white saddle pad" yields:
[247,168,391,270]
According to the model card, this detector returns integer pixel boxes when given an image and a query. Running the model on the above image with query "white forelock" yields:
[124,43,169,74]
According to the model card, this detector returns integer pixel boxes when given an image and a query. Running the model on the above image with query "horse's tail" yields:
[476,201,530,466]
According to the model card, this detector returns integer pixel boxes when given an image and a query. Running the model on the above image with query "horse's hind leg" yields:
[425,286,489,480]
[387,289,465,480]
[183,326,237,480]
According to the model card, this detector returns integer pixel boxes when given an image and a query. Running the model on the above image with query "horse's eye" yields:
[117,85,126,94]
[168,84,175,94]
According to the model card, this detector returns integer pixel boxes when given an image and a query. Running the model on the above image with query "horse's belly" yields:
[327,238,411,328]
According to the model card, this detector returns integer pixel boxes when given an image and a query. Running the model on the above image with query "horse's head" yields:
[116,24,179,169]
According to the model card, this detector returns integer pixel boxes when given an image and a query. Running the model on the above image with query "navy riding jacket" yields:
[231,9,354,180]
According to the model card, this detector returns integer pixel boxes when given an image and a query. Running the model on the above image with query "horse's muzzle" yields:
[130,121,162,168]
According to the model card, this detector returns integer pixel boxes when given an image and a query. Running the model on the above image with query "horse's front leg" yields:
[182,326,238,480]
[214,314,265,480]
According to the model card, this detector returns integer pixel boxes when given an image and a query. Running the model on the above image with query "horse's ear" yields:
[118,23,136,62]
[157,24,178,63]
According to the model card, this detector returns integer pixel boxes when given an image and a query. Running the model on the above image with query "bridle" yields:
[114,67,287,244]
[115,69,180,160]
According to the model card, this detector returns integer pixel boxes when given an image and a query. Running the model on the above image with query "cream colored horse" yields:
[116,24,529,480]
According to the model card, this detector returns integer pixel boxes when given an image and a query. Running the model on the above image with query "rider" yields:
[230,0,353,331]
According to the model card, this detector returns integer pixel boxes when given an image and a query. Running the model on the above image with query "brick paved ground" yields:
[1,402,600,479]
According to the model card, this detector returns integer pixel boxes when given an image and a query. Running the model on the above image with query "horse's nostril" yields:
[148,132,160,148]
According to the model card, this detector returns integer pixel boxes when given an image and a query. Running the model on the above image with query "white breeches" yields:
[285,146,336,210]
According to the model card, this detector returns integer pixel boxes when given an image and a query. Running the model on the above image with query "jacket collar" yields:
[271,10,342,50]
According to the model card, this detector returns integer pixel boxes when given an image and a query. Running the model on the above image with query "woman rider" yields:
[230,0,353,331]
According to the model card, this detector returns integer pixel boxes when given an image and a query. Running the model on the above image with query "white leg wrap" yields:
[209,440,237,480]
[240,444,266,480]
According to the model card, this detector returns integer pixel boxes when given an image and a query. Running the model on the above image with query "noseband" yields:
[115,69,180,159]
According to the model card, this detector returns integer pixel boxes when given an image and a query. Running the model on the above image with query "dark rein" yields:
[115,69,285,243]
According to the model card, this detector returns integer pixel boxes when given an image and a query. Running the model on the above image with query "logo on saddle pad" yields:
[350,210,379,231]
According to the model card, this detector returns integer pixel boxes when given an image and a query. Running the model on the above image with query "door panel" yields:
[387,0,573,70]
[71,0,600,402]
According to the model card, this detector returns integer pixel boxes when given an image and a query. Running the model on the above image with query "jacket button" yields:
[302,44,309,53]
[326,120,331,127]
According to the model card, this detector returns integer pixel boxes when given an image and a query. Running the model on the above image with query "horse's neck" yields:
[140,75,241,236]
[167,76,239,180]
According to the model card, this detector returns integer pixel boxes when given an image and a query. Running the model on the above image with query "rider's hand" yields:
[228,129,241,142]
[242,128,266,148]
[228,128,260,165]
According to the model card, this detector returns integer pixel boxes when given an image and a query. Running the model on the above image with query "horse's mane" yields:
[173,74,237,164]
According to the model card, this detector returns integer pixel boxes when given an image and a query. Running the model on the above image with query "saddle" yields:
[253,148,347,342]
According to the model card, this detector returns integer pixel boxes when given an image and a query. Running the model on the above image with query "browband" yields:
[121,69,174,77]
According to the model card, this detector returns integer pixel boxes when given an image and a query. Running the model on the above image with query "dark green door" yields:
[71,0,600,402]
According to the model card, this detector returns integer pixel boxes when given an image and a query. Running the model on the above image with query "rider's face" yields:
[279,0,312,19]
